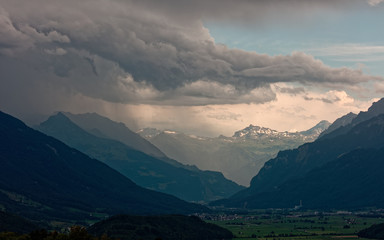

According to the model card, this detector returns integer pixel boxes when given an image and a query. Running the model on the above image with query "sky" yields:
[0,0,384,137]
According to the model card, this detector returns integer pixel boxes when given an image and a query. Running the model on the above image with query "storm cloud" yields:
[0,0,382,112]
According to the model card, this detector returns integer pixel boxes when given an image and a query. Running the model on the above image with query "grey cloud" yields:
[161,81,277,105]
[0,6,71,56]
[0,0,381,112]
[304,96,314,101]
[278,87,306,96]
[44,48,67,55]
[321,96,342,104]
[134,0,373,24]
[303,95,341,104]
[207,112,242,121]
[321,98,335,104]
[0,8,32,55]
[18,25,70,44]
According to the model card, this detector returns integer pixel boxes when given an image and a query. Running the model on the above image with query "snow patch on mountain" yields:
[232,120,330,142]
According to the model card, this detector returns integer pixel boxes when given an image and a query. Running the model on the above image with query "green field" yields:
[205,210,384,240]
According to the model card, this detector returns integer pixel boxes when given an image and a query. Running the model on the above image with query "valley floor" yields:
[203,209,384,240]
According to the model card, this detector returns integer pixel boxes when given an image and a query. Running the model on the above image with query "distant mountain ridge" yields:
[300,120,332,137]
[352,98,384,125]
[212,98,384,209]
[38,113,243,202]
[137,120,330,186]
[319,98,384,140]
[233,120,330,141]
[63,112,166,158]
[0,111,206,226]
[318,112,357,138]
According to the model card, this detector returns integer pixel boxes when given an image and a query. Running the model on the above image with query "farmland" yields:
[203,209,384,240]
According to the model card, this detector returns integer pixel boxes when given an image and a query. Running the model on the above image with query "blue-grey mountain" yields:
[37,113,243,202]
[318,112,357,139]
[63,112,166,158]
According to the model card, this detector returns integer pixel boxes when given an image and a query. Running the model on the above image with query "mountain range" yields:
[37,113,243,202]
[318,112,357,138]
[0,111,207,226]
[63,112,166,158]
[137,120,330,186]
[2,96,384,229]
[212,98,384,209]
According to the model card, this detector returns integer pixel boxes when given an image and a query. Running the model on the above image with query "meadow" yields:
[206,209,384,240]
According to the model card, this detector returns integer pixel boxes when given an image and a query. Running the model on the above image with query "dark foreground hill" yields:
[88,215,233,240]
[0,111,206,225]
[358,222,384,239]
[38,113,243,202]
[0,211,39,233]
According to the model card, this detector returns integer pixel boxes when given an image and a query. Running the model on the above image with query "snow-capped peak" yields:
[233,125,295,139]
[232,121,329,141]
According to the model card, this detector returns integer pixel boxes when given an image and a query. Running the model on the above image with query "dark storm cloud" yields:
[133,0,370,24]
[0,0,381,110]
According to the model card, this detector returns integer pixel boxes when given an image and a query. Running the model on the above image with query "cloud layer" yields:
[0,0,382,114]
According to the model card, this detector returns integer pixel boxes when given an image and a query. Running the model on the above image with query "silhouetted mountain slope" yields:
[228,113,384,201]
[0,211,40,233]
[214,147,384,209]
[0,111,206,225]
[63,112,166,158]
[318,112,356,139]
[358,222,384,239]
[37,113,243,202]
[63,113,196,171]
[352,98,384,125]
[320,98,384,140]
[88,215,233,240]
